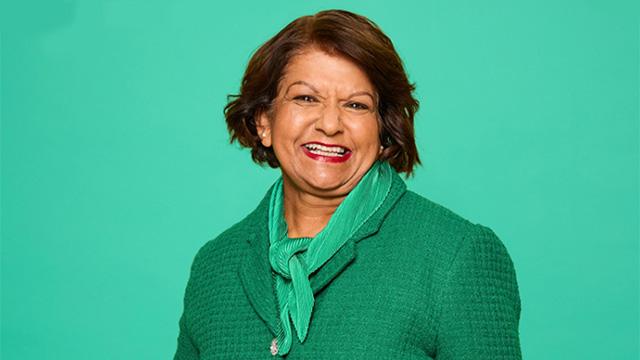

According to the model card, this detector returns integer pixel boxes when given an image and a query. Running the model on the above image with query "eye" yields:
[293,95,317,103]
[347,102,369,110]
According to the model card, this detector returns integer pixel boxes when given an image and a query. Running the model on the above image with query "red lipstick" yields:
[301,142,352,163]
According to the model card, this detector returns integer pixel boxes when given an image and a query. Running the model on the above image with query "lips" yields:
[301,141,352,163]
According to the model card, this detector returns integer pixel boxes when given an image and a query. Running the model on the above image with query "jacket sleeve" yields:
[434,224,522,359]
[173,250,202,360]
[173,310,199,360]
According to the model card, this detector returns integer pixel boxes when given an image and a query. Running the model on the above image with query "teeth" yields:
[308,149,343,157]
[304,143,348,155]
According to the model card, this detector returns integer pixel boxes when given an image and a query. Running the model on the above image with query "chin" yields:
[303,167,360,193]
[305,179,344,193]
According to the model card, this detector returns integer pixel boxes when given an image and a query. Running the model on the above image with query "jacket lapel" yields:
[238,170,408,336]
[238,186,280,336]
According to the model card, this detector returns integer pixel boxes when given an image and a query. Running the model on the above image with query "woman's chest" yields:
[190,241,438,359]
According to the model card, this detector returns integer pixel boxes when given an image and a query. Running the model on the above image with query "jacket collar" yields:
[238,169,407,336]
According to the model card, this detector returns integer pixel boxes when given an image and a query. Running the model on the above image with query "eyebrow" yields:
[285,80,376,102]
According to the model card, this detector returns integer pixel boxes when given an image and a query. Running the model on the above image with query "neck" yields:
[281,177,346,238]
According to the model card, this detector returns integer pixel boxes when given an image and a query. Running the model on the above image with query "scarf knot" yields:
[269,238,312,280]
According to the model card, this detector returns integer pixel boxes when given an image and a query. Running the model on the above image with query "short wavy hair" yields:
[224,9,421,177]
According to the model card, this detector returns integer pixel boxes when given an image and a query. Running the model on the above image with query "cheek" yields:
[350,118,380,148]
[280,106,310,130]
[271,106,308,147]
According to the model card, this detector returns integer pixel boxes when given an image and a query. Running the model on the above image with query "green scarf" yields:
[267,160,394,356]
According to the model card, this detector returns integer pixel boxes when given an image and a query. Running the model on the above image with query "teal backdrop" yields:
[2,1,638,359]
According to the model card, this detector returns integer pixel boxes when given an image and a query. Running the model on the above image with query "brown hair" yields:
[224,9,421,177]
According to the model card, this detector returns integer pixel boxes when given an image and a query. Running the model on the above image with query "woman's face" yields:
[257,47,383,198]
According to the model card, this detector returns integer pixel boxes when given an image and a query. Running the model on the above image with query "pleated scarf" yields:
[267,160,394,356]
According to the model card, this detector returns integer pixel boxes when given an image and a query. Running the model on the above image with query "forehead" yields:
[279,47,375,93]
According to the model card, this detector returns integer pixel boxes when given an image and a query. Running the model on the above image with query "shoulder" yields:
[387,189,478,241]
[395,190,475,225]
[383,189,520,307]
[187,183,273,277]
[384,189,514,270]
[188,208,261,275]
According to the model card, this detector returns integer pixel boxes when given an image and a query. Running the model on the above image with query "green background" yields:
[2,1,638,359]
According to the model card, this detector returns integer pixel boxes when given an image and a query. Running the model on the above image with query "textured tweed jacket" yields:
[173,170,522,359]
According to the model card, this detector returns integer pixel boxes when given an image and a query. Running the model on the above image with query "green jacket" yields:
[173,170,522,359]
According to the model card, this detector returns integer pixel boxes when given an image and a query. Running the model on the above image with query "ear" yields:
[255,110,273,148]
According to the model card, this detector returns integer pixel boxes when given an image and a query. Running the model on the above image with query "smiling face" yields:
[257,46,383,198]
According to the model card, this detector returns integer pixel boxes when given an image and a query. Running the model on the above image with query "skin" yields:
[256,46,384,238]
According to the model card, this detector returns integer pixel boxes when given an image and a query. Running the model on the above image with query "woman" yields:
[174,9,522,360]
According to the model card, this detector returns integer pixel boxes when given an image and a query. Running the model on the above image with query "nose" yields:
[314,101,343,136]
